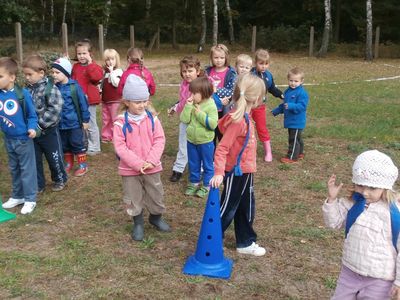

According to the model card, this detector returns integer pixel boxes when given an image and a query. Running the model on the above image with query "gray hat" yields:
[51,57,72,78]
[122,74,150,101]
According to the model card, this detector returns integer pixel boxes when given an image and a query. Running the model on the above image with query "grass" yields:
[0,49,400,299]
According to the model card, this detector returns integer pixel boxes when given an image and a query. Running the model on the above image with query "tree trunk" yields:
[317,0,331,57]
[212,0,218,46]
[103,0,111,38]
[50,0,54,34]
[334,0,341,43]
[145,0,151,19]
[365,0,373,61]
[197,0,206,52]
[225,0,234,44]
[62,0,68,24]
[41,0,46,33]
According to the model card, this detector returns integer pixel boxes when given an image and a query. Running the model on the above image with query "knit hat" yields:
[122,74,150,101]
[352,150,398,190]
[51,57,72,78]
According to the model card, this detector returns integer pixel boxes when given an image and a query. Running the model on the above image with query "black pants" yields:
[220,172,257,248]
[287,128,304,160]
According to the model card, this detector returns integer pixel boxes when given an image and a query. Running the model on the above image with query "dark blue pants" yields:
[287,128,304,160]
[187,141,214,187]
[60,127,86,154]
[34,126,68,190]
[220,172,257,248]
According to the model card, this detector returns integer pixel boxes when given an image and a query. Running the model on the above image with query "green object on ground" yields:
[0,196,16,223]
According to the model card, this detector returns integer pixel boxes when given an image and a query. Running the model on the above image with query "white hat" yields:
[352,150,398,190]
[122,74,150,101]
[51,57,72,78]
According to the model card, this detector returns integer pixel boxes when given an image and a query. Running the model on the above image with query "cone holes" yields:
[210,201,215,206]
[207,235,212,240]
[205,252,210,256]
[208,218,213,223]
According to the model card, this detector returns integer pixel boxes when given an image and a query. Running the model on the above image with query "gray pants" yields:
[88,104,101,152]
[172,122,188,173]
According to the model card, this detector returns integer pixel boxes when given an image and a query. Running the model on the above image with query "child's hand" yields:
[82,123,89,130]
[327,174,343,203]
[391,285,400,300]
[209,175,223,188]
[186,95,194,105]
[107,65,114,73]
[27,129,36,139]
[167,107,175,116]
[140,162,155,174]
[284,103,288,109]
[221,97,230,106]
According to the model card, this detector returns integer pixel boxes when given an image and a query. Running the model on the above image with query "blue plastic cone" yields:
[183,187,233,279]
[0,195,16,224]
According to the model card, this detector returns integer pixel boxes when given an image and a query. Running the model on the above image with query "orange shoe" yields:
[280,157,298,164]
[74,153,88,177]
[64,152,74,173]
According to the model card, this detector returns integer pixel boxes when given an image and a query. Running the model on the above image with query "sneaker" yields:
[52,182,65,192]
[169,171,182,182]
[87,150,101,156]
[74,166,88,177]
[21,202,36,214]
[298,153,305,160]
[185,183,199,196]
[2,197,25,209]
[196,186,209,198]
[237,242,266,256]
[280,157,298,164]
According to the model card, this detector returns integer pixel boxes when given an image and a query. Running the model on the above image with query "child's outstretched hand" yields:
[327,174,343,203]
[221,97,230,106]
[209,175,223,188]
[82,122,89,130]
[391,285,400,300]
[27,129,36,139]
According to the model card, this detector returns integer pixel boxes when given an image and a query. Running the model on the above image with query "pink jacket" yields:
[117,64,156,97]
[175,80,191,115]
[214,111,257,176]
[113,112,165,176]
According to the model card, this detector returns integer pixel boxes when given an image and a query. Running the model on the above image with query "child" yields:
[205,44,237,141]
[52,57,90,176]
[235,54,253,76]
[180,77,218,198]
[209,73,267,256]
[71,39,103,156]
[323,150,400,299]
[271,67,309,163]
[169,56,202,183]
[113,74,169,241]
[0,57,38,214]
[251,49,284,162]
[101,49,123,143]
[22,55,67,192]
[117,47,156,97]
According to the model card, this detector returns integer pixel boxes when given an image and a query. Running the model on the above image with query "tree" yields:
[212,0,218,45]
[103,0,112,37]
[197,0,206,52]
[365,0,373,60]
[225,0,234,44]
[50,0,54,34]
[317,0,331,57]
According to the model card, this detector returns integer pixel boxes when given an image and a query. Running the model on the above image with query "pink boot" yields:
[263,140,273,162]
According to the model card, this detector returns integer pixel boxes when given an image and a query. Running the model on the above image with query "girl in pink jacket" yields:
[113,74,170,242]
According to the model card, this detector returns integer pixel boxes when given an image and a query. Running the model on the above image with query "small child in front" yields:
[0,57,38,214]
[113,74,170,241]
[210,73,267,256]
[271,67,309,163]
[180,77,218,198]
[323,150,400,299]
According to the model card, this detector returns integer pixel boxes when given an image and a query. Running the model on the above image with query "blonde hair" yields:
[210,44,230,67]
[235,54,252,68]
[288,67,305,81]
[103,49,121,69]
[117,100,158,116]
[255,49,270,63]
[230,73,265,122]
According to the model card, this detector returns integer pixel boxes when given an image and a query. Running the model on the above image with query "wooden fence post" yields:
[309,26,314,57]
[15,22,23,63]
[62,23,68,57]
[251,26,257,52]
[130,25,135,48]
[374,26,380,59]
[98,24,104,55]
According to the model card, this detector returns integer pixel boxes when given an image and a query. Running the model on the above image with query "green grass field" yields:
[0,49,399,299]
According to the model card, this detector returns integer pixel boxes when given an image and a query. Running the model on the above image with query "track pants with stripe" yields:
[220,172,257,248]
[287,128,303,160]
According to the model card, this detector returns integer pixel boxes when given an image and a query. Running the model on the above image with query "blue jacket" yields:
[251,68,283,99]
[205,66,237,111]
[271,85,309,129]
[56,79,90,130]
[0,87,38,140]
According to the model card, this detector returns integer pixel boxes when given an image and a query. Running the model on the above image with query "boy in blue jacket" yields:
[51,58,90,177]
[0,57,39,214]
[272,67,309,163]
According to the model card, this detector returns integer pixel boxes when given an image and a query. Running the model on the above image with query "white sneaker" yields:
[2,197,25,209]
[237,242,266,256]
[20,202,36,214]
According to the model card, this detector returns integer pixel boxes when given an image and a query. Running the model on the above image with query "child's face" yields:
[236,61,252,75]
[288,74,304,89]
[76,46,92,65]
[51,68,69,84]
[212,50,226,69]
[105,56,116,68]
[0,67,16,90]
[125,100,148,115]
[23,67,45,85]
[357,185,384,203]
[181,66,199,83]
[192,92,203,104]
[256,60,269,73]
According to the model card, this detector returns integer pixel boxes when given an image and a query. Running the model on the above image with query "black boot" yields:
[132,213,144,241]
[149,214,171,232]
[169,171,182,182]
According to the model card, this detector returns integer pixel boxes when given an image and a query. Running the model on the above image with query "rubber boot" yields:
[263,140,273,162]
[74,153,88,177]
[132,213,144,241]
[64,152,74,173]
[149,214,171,232]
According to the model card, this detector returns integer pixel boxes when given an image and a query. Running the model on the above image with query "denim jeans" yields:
[187,141,214,186]
[5,137,37,202]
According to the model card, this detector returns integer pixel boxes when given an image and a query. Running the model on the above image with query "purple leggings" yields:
[332,265,392,300]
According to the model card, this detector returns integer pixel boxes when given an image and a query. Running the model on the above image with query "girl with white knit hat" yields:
[323,150,400,299]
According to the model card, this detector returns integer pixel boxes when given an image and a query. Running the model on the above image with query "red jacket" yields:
[117,63,156,97]
[72,62,103,105]
[214,111,257,176]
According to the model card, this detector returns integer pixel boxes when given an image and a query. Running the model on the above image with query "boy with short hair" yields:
[23,55,67,192]
[272,67,309,163]
[0,57,39,214]
[51,57,90,176]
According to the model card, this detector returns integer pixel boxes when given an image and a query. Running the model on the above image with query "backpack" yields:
[14,85,28,124]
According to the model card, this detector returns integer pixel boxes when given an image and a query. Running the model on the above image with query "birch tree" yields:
[41,0,46,33]
[225,0,234,44]
[365,0,373,60]
[50,0,54,33]
[145,0,151,19]
[317,0,331,57]
[212,0,218,46]
[197,0,206,52]
[104,0,111,37]
[61,0,68,24]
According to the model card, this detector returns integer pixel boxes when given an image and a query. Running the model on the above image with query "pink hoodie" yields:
[175,80,191,115]
[117,63,156,97]
[113,112,165,176]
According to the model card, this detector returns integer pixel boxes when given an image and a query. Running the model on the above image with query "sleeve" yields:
[180,103,193,124]
[117,71,128,96]
[287,89,309,114]
[144,68,156,96]
[271,103,284,116]
[267,72,284,98]
[175,83,188,114]
[212,93,223,111]
[195,103,218,130]
[109,68,123,88]
[23,89,38,131]
[39,85,63,129]
[322,197,353,230]
[145,118,165,166]
[216,69,236,99]
[76,84,90,123]
[86,63,104,84]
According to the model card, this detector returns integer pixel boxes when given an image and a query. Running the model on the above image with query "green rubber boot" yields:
[149,214,171,232]
[132,213,144,241]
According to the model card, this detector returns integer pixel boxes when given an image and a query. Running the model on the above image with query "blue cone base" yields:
[0,208,16,224]
[183,254,233,279]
